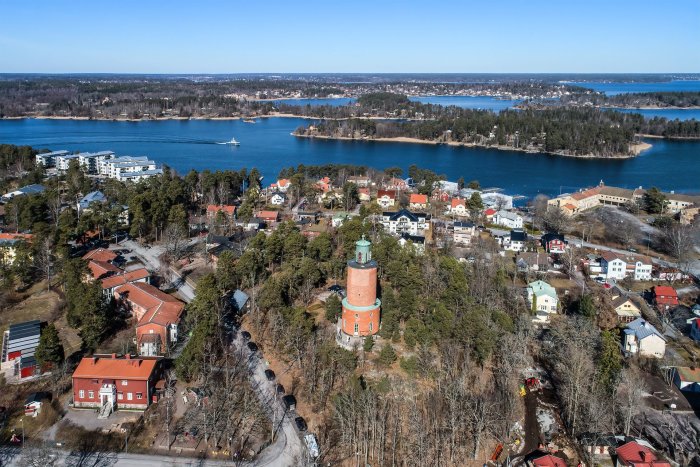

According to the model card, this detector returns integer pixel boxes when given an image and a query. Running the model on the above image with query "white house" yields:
[381,209,430,236]
[77,191,107,215]
[398,233,425,254]
[493,210,523,229]
[270,191,286,206]
[600,252,653,281]
[527,280,558,324]
[505,229,527,252]
[453,221,476,245]
[623,318,666,358]
[35,150,69,167]
[377,190,396,208]
[447,198,468,217]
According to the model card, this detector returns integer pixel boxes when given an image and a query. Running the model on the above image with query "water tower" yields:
[337,236,381,348]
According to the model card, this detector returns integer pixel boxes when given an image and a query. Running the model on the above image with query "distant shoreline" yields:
[292,133,652,159]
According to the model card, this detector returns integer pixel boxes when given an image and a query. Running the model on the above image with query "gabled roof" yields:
[612,296,641,316]
[541,232,566,243]
[87,260,122,280]
[454,220,475,228]
[115,282,184,328]
[510,229,527,242]
[385,209,424,222]
[528,280,557,299]
[73,355,158,380]
[206,204,236,215]
[495,210,521,221]
[0,232,33,245]
[78,191,107,208]
[533,454,567,467]
[100,268,150,290]
[451,198,465,208]
[615,441,669,467]
[484,208,497,216]
[399,232,425,244]
[625,318,665,342]
[82,248,117,263]
[652,286,677,298]
[256,210,280,221]
[377,189,396,199]
[409,193,428,204]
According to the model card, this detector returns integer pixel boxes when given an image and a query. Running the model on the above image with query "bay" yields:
[1,118,698,200]
[272,95,518,112]
[569,80,700,96]
[603,107,700,121]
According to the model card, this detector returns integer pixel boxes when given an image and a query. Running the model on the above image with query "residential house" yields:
[332,212,351,228]
[114,282,185,356]
[398,233,425,253]
[431,188,451,202]
[206,205,236,221]
[270,191,287,206]
[384,177,408,191]
[72,354,160,413]
[1,320,42,379]
[506,229,527,252]
[100,268,151,299]
[611,295,642,323]
[517,252,550,273]
[623,318,666,358]
[483,208,497,222]
[652,285,678,312]
[453,221,476,245]
[493,210,523,229]
[614,440,670,467]
[377,190,396,208]
[235,217,263,231]
[691,318,700,342]
[527,280,558,324]
[315,177,333,193]
[231,290,250,314]
[358,187,371,201]
[273,178,291,193]
[600,252,652,281]
[0,232,33,265]
[77,191,107,215]
[672,366,700,393]
[409,193,428,210]
[255,210,280,225]
[531,454,567,467]
[540,233,567,254]
[347,175,371,187]
[481,192,514,210]
[2,184,45,201]
[381,209,430,236]
[447,198,468,217]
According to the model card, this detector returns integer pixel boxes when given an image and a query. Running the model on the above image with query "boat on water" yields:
[227,137,241,146]
[243,118,257,123]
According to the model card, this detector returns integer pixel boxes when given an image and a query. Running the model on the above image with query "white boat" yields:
[227,137,240,146]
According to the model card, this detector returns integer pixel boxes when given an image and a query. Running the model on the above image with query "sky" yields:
[1,0,699,74]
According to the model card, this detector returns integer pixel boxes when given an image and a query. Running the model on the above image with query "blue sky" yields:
[1,0,698,73]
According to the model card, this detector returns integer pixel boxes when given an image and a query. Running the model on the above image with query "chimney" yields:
[125,354,131,360]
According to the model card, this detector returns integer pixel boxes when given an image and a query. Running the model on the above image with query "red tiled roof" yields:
[615,441,669,467]
[377,189,396,199]
[115,282,184,327]
[571,187,600,200]
[451,198,465,208]
[101,268,150,290]
[206,205,236,215]
[87,260,122,280]
[256,210,279,221]
[277,178,290,187]
[0,232,33,241]
[409,194,428,204]
[563,203,577,210]
[533,454,567,467]
[73,355,157,380]
[82,248,117,262]
[484,208,497,216]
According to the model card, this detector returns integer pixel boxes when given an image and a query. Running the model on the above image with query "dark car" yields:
[241,331,251,341]
[276,384,285,395]
[282,394,296,410]
[264,369,276,381]
[247,342,258,353]
[294,416,307,432]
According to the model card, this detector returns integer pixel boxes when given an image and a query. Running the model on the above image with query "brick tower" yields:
[337,236,381,348]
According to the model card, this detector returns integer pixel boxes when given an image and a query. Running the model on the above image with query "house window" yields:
[88,391,94,399]
[92,379,99,384]
[79,390,85,399]
[122,380,128,386]
[118,393,123,400]
[136,393,143,400]
[127,393,133,401]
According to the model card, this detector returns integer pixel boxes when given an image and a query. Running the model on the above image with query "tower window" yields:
[369,322,373,332]
[354,323,359,334]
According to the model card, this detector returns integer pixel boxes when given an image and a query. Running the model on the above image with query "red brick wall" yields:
[72,377,150,409]
[346,266,377,307]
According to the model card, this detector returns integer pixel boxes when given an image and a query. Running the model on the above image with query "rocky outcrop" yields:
[634,410,700,466]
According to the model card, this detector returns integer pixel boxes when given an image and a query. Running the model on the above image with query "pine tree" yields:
[35,323,64,367]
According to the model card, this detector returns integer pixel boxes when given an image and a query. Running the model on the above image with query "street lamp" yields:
[20,417,24,447]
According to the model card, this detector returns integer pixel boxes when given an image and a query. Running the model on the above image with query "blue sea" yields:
[1,118,698,200]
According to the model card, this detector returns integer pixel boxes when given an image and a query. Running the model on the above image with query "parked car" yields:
[294,416,307,432]
[595,276,605,283]
[282,394,296,411]
[241,331,251,341]
[247,342,258,353]
[264,369,276,381]
[276,384,285,395]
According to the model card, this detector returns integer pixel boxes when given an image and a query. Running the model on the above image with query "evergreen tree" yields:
[35,323,64,367]
[325,294,342,322]
[377,344,397,367]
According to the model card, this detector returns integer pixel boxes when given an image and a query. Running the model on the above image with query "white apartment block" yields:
[600,251,653,281]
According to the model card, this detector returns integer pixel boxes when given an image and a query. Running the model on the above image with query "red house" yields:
[615,440,670,467]
[206,204,236,220]
[532,454,567,467]
[652,285,679,312]
[83,248,117,263]
[72,354,160,413]
[114,282,185,356]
